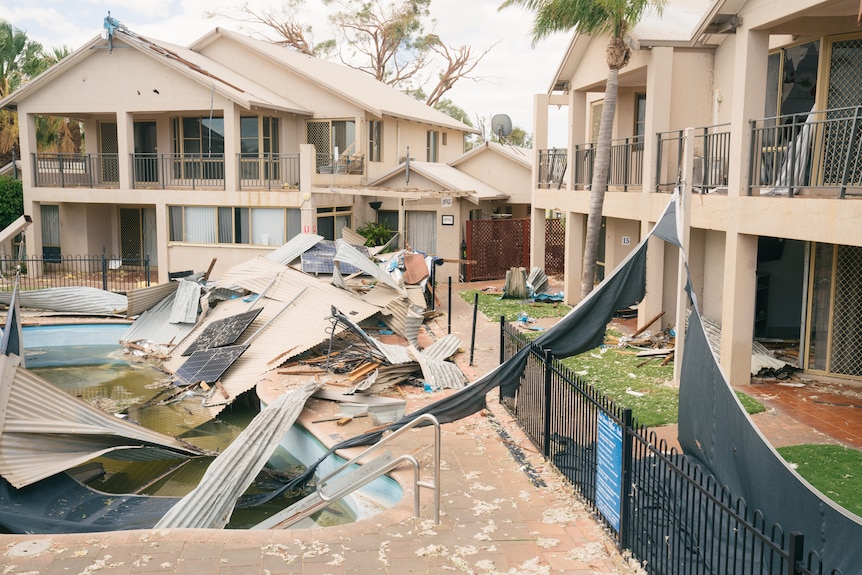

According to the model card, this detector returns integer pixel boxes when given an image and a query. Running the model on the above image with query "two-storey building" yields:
[530,0,862,386]
[0,23,534,283]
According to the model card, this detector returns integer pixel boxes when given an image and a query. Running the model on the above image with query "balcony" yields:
[749,106,862,198]
[656,124,730,193]
[32,153,303,191]
[314,153,365,175]
[538,148,567,189]
[571,137,643,192]
[32,153,120,188]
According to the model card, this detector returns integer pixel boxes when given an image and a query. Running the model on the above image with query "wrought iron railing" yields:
[749,106,862,198]
[0,253,151,293]
[131,153,225,190]
[501,321,844,575]
[32,153,120,188]
[656,124,731,193]
[571,137,643,191]
[237,153,301,190]
[537,148,568,189]
[315,153,365,175]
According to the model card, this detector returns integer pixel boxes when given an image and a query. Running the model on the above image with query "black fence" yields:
[0,254,151,293]
[500,321,843,575]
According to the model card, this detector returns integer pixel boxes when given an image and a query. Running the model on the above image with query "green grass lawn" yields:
[459,289,571,322]
[777,444,862,517]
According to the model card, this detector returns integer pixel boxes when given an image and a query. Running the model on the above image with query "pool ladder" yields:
[253,413,441,529]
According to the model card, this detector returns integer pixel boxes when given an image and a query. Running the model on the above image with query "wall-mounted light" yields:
[369,200,382,211]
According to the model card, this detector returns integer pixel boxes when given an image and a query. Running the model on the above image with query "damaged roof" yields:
[0,354,203,489]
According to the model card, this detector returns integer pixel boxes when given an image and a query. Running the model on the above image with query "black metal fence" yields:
[0,254,151,293]
[500,321,843,575]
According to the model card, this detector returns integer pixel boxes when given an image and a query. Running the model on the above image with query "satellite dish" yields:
[491,114,513,139]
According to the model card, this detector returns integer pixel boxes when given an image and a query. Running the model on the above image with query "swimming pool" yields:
[7,322,402,529]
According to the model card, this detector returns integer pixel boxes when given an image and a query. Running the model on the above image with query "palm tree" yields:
[499,0,663,299]
[0,20,47,162]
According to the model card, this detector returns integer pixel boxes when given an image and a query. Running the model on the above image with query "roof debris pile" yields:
[120,232,465,435]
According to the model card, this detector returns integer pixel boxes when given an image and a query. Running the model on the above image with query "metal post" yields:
[498,315,505,402]
[101,252,108,292]
[469,292,478,366]
[619,408,634,551]
[145,254,151,286]
[787,532,804,575]
[430,260,437,311]
[542,348,552,457]
[447,277,452,334]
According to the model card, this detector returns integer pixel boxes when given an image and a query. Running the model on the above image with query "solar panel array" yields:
[175,344,249,384]
[181,308,263,356]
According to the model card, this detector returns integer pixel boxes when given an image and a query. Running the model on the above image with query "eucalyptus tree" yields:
[499,0,664,298]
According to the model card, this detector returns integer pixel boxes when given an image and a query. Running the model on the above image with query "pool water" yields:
[18,323,401,529]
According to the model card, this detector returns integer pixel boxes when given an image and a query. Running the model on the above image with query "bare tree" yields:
[424,40,497,107]
[207,1,317,56]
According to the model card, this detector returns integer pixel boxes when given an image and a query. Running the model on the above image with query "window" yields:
[378,210,398,233]
[240,116,280,180]
[41,205,61,261]
[317,206,352,240]
[172,116,225,180]
[406,211,436,254]
[307,120,356,171]
[765,40,820,118]
[634,93,646,149]
[426,130,439,162]
[442,132,448,146]
[368,120,382,162]
[169,206,299,245]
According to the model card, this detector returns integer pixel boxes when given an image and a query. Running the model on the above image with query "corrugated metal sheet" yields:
[340,227,367,247]
[692,311,788,375]
[168,279,202,324]
[423,334,462,361]
[0,287,127,315]
[126,282,179,318]
[151,265,381,433]
[120,292,198,349]
[380,295,424,345]
[215,256,289,289]
[0,354,203,488]
[265,233,323,266]
[154,381,321,529]
[334,239,404,294]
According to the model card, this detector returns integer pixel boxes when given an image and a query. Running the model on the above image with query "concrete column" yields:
[299,144,315,233]
[156,204,170,284]
[639,231,666,331]
[568,90,586,190]
[116,110,133,190]
[720,229,758,386]
[727,29,769,197]
[644,47,674,193]
[673,128,695,387]
[223,104,239,191]
[530,206,546,270]
[21,113,42,261]
[564,212,585,306]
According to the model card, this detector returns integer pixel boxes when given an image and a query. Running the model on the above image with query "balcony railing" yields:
[32,153,120,188]
[571,137,643,191]
[33,153,306,191]
[237,153,300,190]
[538,148,567,189]
[131,154,225,190]
[656,124,730,193]
[315,153,365,175]
[750,106,862,198]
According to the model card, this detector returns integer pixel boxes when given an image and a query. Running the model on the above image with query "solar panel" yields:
[181,308,263,356]
[174,344,249,384]
[301,240,364,275]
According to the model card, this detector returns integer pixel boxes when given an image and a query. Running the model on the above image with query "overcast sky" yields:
[1,0,571,146]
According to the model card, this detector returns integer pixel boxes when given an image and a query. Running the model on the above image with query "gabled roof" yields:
[0,28,311,116]
[548,0,716,93]
[368,161,509,205]
[190,28,479,134]
[450,141,532,170]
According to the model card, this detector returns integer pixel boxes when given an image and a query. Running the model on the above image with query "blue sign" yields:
[596,411,623,532]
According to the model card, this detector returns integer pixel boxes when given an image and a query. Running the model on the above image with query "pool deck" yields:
[2,281,647,574]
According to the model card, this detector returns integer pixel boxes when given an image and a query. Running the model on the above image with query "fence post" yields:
[101,252,108,292]
[145,254,151,287]
[542,347,552,458]
[787,532,804,575]
[619,408,634,551]
[469,292,478,366]
[499,316,506,403]
[447,277,452,335]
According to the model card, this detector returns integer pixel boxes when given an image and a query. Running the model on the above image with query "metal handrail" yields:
[317,413,441,524]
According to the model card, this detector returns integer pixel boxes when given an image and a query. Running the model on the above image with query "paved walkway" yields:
[1,280,646,575]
